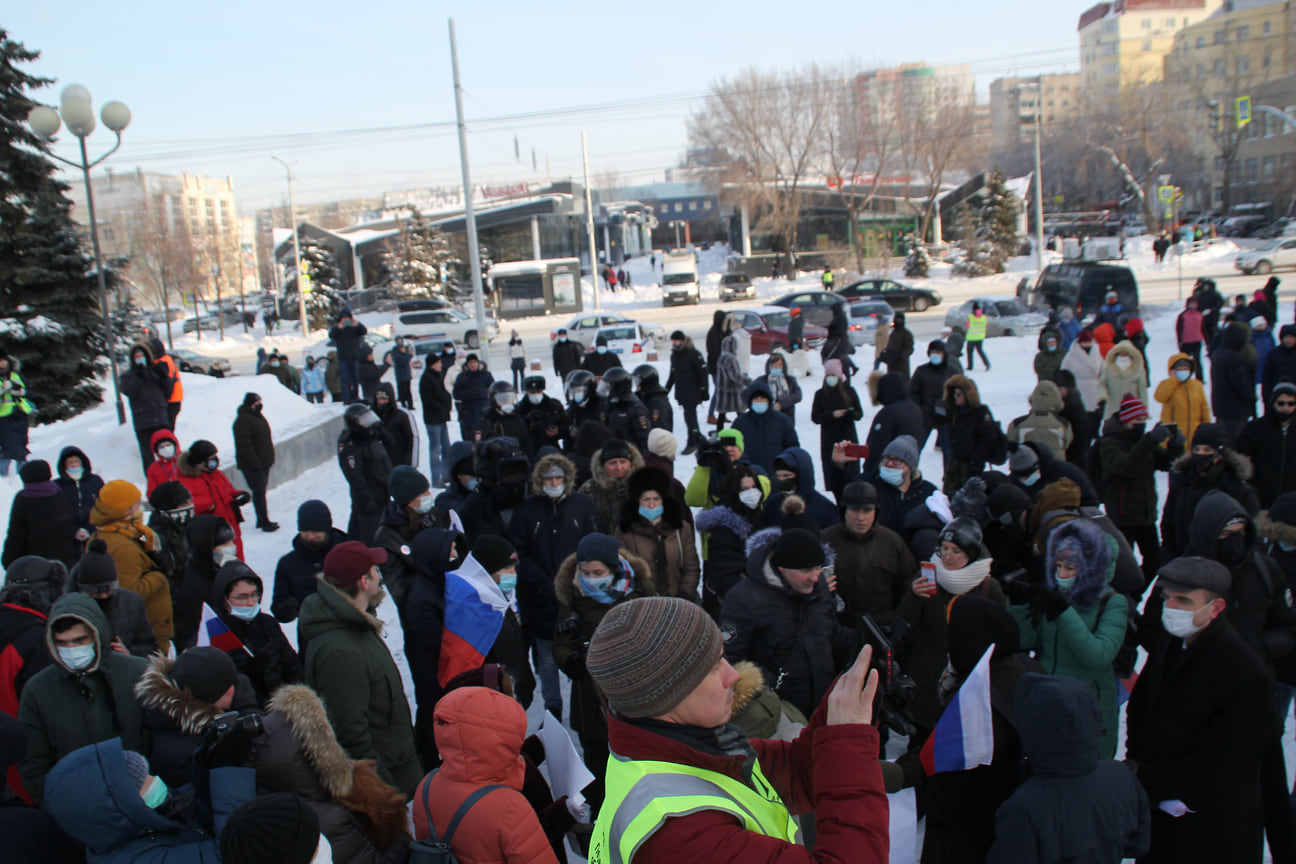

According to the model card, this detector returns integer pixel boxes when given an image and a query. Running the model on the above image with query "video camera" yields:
[859,614,917,736]
[697,436,734,473]
[211,710,264,738]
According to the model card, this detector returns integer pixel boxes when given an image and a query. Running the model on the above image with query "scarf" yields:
[96,512,161,553]
[931,553,993,595]
[18,480,60,498]
[578,557,634,604]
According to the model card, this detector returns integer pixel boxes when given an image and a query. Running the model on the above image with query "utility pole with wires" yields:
[271,156,307,334]
[449,18,489,342]
[582,131,600,312]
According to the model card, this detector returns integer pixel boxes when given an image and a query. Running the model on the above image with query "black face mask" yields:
[779,477,798,493]
[1218,532,1249,567]
[1192,453,1218,474]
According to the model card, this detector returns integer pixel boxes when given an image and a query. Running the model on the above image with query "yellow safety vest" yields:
[589,754,798,864]
[0,372,33,418]
[966,312,988,342]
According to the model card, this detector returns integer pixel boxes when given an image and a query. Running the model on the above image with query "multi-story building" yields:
[854,63,976,153]
[1163,0,1296,207]
[1079,0,1225,100]
[66,169,246,310]
[990,73,1083,154]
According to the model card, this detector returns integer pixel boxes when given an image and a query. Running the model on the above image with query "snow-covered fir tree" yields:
[903,233,930,278]
[383,205,452,298]
[0,32,106,421]
[298,237,344,331]
[953,169,1018,277]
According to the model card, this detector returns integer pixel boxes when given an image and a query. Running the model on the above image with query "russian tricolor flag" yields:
[197,603,252,655]
[438,554,508,686]
[920,643,995,775]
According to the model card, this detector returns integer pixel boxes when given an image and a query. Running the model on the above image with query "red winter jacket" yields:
[145,429,182,495]
[608,694,889,863]
[177,451,244,560]
[413,687,559,864]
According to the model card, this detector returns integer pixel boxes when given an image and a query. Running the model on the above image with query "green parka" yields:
[17,593,149,805]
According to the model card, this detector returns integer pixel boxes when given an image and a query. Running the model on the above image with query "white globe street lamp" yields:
[26,84,131,425]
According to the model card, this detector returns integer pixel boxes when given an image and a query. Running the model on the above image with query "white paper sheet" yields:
[889,787,918,863]
[540,710,596,805]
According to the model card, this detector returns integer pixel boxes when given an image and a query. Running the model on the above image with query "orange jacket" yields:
[413,688,558,864]
[156,353,183,403]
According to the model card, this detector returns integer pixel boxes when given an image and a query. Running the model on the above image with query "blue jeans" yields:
[338,358,361,402]
[533,637,563,718]
[426,423,451,486]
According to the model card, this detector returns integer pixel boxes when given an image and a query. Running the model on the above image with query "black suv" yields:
[1029,263,1139,317]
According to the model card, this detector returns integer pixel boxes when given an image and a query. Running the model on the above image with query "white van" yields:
[662,250,700,306]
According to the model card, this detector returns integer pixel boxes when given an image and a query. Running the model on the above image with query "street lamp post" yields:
[271,157,308,334]
[27,85,131,425]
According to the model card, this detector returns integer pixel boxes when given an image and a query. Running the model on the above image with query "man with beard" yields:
[298,540,421,797]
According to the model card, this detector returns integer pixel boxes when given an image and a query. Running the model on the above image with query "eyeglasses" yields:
[228,590,261,604]
[1277,400,1296,408]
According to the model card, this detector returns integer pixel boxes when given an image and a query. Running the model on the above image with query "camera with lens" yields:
[211,710,264,738]
[860,614,917,736]
[697,436,732,471]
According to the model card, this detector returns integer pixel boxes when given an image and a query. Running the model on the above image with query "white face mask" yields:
[214,545,237,566]
[1162,605,1207,639]
[528,393,543,405]
[543,483,564,499]
[1115,355,1133,371]
[738,488,763,509]
[157,443,176,460]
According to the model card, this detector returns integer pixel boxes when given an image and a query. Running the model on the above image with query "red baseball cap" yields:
[323,541,388,586]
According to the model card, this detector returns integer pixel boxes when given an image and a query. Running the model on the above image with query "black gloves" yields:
[562,647,588,678]
[232,491,251,507]
[697,448,731,473]
[1004,578,1041,606]
[199,712,265,769]
[1041,590,1069,621]
[1148,424,1174,444]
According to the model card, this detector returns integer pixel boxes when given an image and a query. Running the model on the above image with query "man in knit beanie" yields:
[586,596,885,862]
[222,792,324,864]
[70,538,157,656]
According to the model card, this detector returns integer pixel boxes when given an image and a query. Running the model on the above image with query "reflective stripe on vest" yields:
[0,372,32,417]
[589,755,798,864]
[966,313,987,341]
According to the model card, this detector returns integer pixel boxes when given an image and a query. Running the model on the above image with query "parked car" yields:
[719,272,756,302]
[768,290,850,327]
[181,309,243,334]
[550,313,666,349]
[943,296,1048,338]
[1235,237,1296,275]
[589,324,654,357]
[847,300,893,347]
[1221,215,1269,237]
[726,306,828,355]
[1254,218,1295,239]
[835,278,942,312]
[390,305,499,348]
[172,349,232,377]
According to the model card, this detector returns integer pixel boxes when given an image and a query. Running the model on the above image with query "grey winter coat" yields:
[713,335,748,415]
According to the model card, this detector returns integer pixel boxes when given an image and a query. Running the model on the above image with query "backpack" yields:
[1095,591,1139,679]
[409,771,508,864]
[984,411,1009,466]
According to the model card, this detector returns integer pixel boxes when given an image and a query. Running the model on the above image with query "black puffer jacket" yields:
[134,653,258,788]
[1097,417,1175,527]
[119,341,172,430]
[1211,322,1256,421]
[1160,449,1260,560]
[2,479,77,569]
[666,337,707,404]
[577,442,646,533]
[373,500,437,612]
[54,446,104,541]
[1234,410,1296,509]
[209,562,303,706]
[403,527,462,766]
[909,351,957,429]
[695,503,763,610]
[418,363,452,425]
[338,426,394,544]
[519,394,568,452]
[147,509,190,598]
[272,528,347,623]
[509,453,600,641]
[232,402,275,471]
[987,674,1150,863]
[433,441,476,525]
[70,561,156,657]
[865,371,923,476]
[938,374,1000,493]
[373,383,416,467]
[174,514,228,650]
[719,526,854,718]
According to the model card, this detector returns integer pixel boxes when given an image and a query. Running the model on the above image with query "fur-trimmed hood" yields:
[743,526,836,596]
[177,448,205,478]
[943,374,982,408]
[528,451,577,497]
[1257,510,1296,546]
[695,504,759,541]
[587,441,645,490]
[1043,518,1115,610]
[1103,341,1144,376]
[618,466,686,530]
[134,654,223,735]
[1169,447,1255,483]
[1165,351,1196,375]
[260,684,409,851]
[730,660,767,717]
[1027,380,1063,414]
[553,545,654,608]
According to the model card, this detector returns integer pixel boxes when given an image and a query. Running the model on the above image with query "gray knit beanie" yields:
[588,597,723,719]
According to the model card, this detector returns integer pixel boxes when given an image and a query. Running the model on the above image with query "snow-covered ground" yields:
[5,241,1292,862]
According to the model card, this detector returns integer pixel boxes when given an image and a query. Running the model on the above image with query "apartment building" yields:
[990,73,1084,153]
[1079,0,1225,99]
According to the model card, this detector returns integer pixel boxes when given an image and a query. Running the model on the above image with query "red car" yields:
[725,306,828,354]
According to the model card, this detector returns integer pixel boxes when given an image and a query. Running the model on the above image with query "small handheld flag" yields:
[196,603,253,656]
[920,643,994,775]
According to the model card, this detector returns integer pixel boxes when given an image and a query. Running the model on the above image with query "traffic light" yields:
[1208,100,1220,134]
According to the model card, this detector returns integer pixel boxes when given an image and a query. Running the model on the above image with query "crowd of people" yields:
[4,278,1296,864]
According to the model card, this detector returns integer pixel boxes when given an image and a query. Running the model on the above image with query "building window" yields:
[688,201,698,211]
[1215,59,1227,75]
[1264,155,1277,178]
[1143,40,1152,51]
[1215,30,1226,44]
[1142,18,1152,28]
[1237,25,1250,40]
[1264,20,1272,34]
[703,200,713,210]
[1265,53,1272,68]
[1166,17,1176,26]
[1246,158,1259,183]
[1238,56,1250,74]
[1197,36,1205,48]
[1215,156,1225,171]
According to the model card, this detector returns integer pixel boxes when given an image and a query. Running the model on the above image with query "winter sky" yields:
[10,1,1080,210]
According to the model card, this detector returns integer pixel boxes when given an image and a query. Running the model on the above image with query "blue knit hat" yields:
[577,534,621,571]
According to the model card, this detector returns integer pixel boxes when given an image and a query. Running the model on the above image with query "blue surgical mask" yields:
[229,602,260,621]
[1055,576,1076,592]
[205,457,220,471]
[930,353,943,365]
[751,401,769,414]
[1279,540,1296,553]
[560,336,568,342]
[597,346,608,354]
[572,390,586,404]
[464,477,480,491]
[497,573,517,594]
[141,775,169,810]
[769,367,783,377]
[879,466,904,487]
[825,376,839,388]
[133,356,146,366]
[67,467,85,481]
[1175,369,1191,382]
[1021,471,1041,487]
[59,644,96,671]
[639,505,664,521]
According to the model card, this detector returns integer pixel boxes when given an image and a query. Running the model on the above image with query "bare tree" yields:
[128,193,196,348]
[895,91,984,241]
[687,65,832,253]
